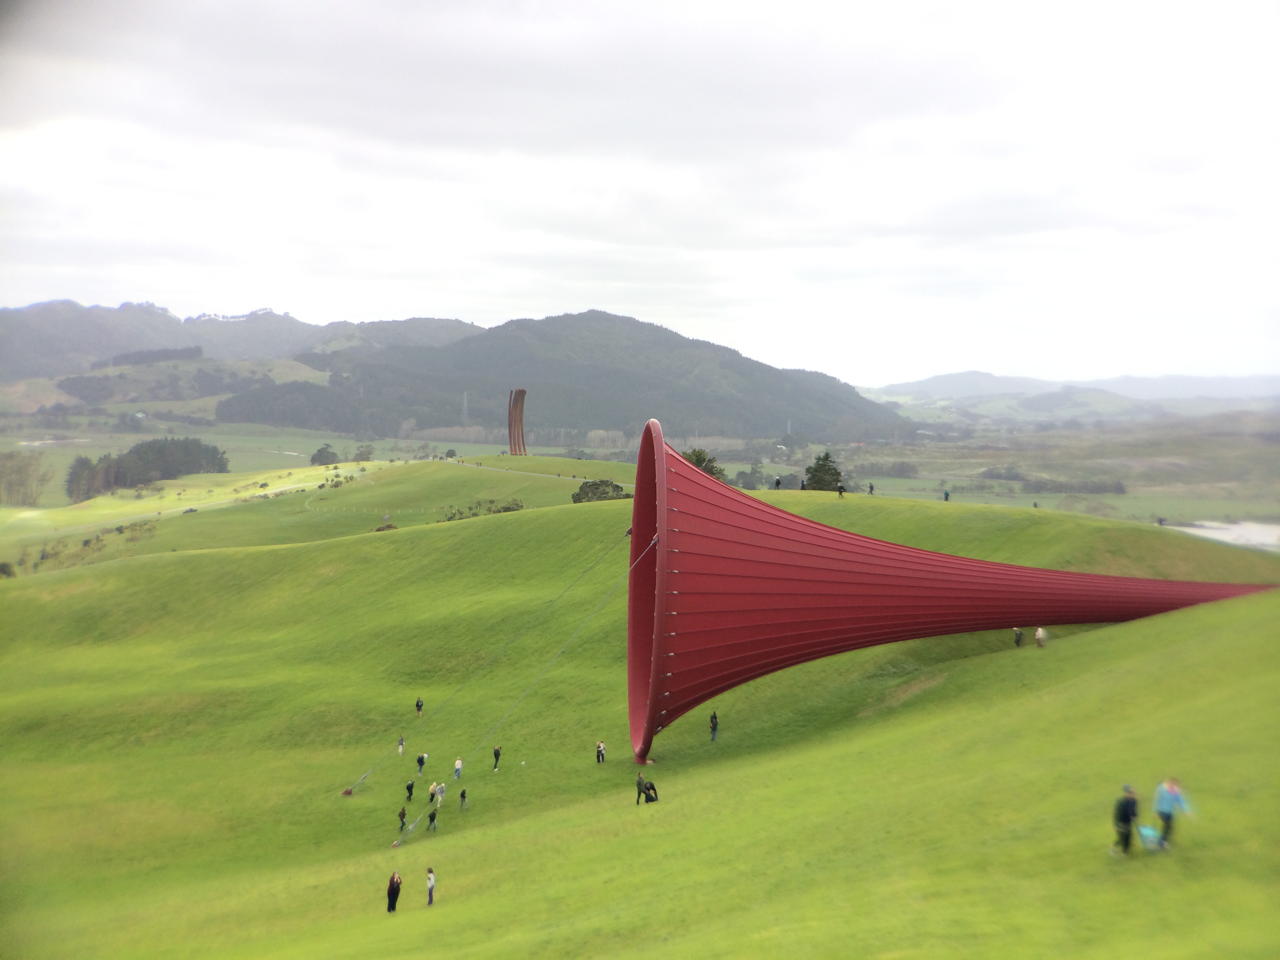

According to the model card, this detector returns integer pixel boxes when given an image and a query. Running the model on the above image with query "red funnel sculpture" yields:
[627,419,1270,760]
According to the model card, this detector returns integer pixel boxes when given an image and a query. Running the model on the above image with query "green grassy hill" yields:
[1,468,1277,958]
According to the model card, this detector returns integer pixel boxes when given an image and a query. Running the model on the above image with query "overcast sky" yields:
[2,1,1277,386]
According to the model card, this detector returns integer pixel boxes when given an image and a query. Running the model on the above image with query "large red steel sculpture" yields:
[627,419,1271,760]
[507,388,528,456]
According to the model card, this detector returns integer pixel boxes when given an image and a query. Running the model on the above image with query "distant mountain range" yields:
[873,370,1280,401]
[0,300,480,381]
[1,301,905,441]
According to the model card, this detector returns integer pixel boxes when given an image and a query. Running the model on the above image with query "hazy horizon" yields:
[3,1,1277,385]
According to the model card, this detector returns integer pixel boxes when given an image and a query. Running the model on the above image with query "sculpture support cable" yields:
[627,419,1271,760]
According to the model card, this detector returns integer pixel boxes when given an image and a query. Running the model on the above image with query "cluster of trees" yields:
[571,479,632,503]
[0,451,54,506]
[441,499,524,521]
[65,437,229,502]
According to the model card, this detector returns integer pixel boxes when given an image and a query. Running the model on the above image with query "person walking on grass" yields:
[454,757,463,779]
[386,872,402,912]
[397,735,405,756]
[710,711,719,742]
[868,482,874,495]
[415,696,424,718]
[459,788,468,810]
[435,781,446,804]
[1035,626,1048,648]
[427,808,438,832]
[1112,785,1137,855]
[837,484,845,498]
[398,806,407,832]
[427,868,436,906]
[1155,777,1191,848]
[1013,627,1024,648]
[417,752,427,775]
[636,771,647,805]
[493,745,502,771]
[405,780,415,802]
[596,740,606,763]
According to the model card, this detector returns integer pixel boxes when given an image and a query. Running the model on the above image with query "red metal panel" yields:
[627,419,1272,760]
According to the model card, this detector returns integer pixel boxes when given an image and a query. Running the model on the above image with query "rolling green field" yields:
[2,461,1278,958]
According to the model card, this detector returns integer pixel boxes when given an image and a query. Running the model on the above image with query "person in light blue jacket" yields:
[1154,777,1191,848]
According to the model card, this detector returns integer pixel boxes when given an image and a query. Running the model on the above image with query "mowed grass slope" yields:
[0,455,637,568]
[1,481,1278,958]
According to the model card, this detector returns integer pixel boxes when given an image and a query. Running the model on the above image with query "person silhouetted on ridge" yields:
[774,477,781,490]
[868,482,874,495]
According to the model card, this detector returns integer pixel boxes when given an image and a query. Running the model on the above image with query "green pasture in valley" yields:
[1,466,1278,958]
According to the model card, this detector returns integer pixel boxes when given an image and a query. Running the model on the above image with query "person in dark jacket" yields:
[427,808,438,832]
[387,872,402,912]
[415,696,424,717]
[398,806,407,832]
[417,752,427,775]
[1013,627,1024,648]
[1113,785,1138,855]
[459,788,468,810]
[636,771,647,805]
[710,711,719,742]
[405,780,415,802]
[643,781,659,803]
[492,745,502,771]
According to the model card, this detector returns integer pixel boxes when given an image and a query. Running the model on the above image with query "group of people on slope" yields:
[1113,778,1191,855]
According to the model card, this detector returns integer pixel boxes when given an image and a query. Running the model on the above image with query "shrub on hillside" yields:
[441,499,525,522]
[571,479,632,503]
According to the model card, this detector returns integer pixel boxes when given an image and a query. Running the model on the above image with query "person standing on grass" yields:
[1013,627,1024,648]
[386,872,402,912]
[868,482,874,495]
[405,779,415,802]
[837,484,845,498]
[459,788,468,810]
[427,868,436,906]
[416,696,424,717]
[397,735,405,756]
[435,781,446,804]
[417,752,427,775]
[1113,786,1138,855]
[710,711,719,742]
[398,806,407,832]
[427,808,438,832]
[636,771,647,805]
[596,740,606,763]
[1034,626,1048,648]
[1155,777,1191,848]
[454,757,463,779]
[493,745,502,771]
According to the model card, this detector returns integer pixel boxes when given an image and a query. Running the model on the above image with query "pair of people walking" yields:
[1113,778,1191,854]
[386,869,435,911]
